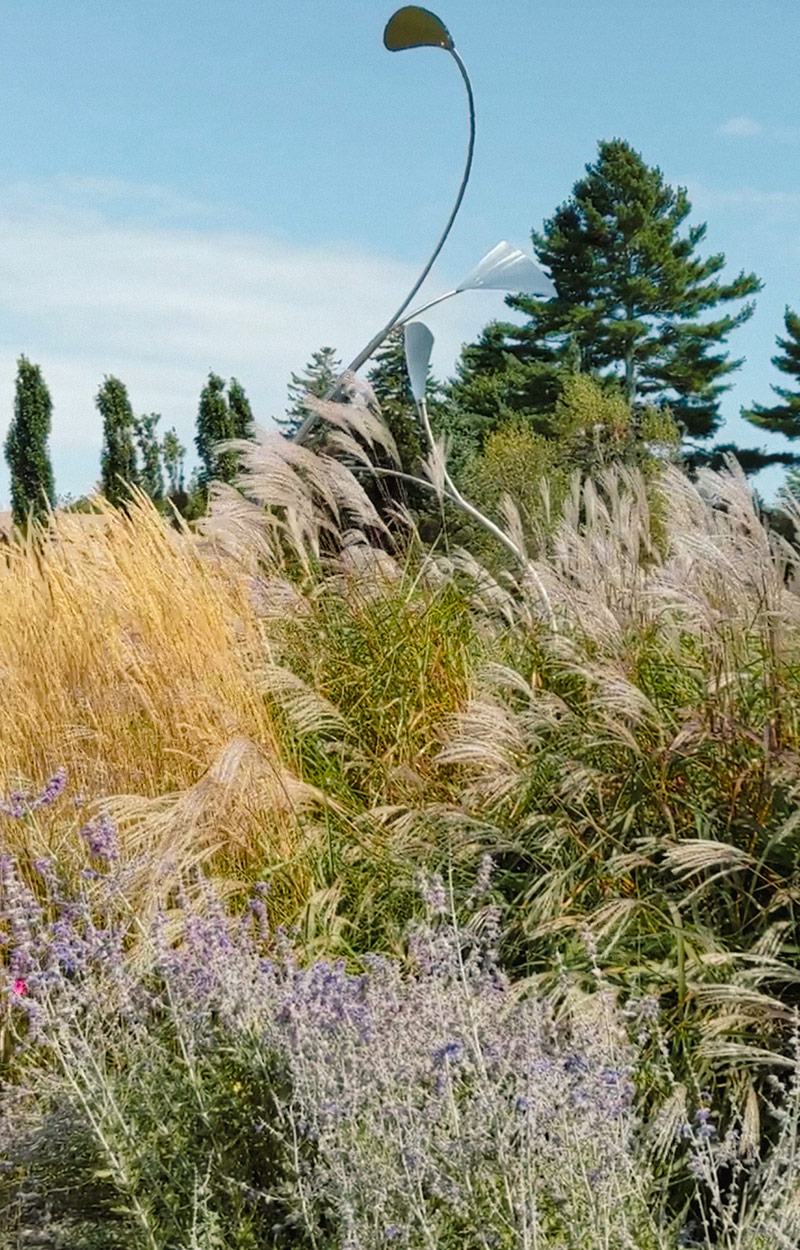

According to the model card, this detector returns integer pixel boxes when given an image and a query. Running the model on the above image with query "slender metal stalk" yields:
[294,45,475,445]
[395,288,459,327]
[412,392,556,628]
[344,48,475,377]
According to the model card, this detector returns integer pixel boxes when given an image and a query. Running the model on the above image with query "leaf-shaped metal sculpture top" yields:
[404,321,435,403]
[384,6,454,52]
[457,241,557,297]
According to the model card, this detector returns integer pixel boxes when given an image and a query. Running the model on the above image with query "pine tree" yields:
[743,307,800,438]
[195,372,235,491]
[97,376,138,509]
[161,427,186,495]
[281,347,341,437]
[452,139,761,445]
[4,356,56,530]
[134,413,164,504]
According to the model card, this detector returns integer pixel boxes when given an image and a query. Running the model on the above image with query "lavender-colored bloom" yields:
[695,1107,716,1140]
[30,767,68,811]
[420,871,447,917]
[432,1039,464,1068]
[0,787,30,819]
[0,849,682,1249]
[79,812,119,862]
[1,768,68,817]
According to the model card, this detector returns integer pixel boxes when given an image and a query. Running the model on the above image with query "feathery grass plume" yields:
[426,455,800,1145]
[0,490,317,907]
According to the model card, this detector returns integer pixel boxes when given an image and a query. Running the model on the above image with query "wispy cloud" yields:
[0,178,504,505]
[718,116,763,138]
[686,181,800,220]
[717,117,800,144]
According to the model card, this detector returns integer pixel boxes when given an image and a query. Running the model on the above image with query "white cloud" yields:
[0,178,508,505]
[683,179,800,224]
[717,117,800,144]
[718,116,763,138]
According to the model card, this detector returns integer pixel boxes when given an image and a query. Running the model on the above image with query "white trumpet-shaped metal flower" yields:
[397,240,556,327]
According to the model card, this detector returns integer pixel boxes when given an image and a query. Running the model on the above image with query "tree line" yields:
[2,366,256,530]
[4,138,800,532]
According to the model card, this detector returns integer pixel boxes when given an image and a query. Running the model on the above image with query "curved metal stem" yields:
[344,47,475,376]
[395,288,459,327]
[294,45,475,444]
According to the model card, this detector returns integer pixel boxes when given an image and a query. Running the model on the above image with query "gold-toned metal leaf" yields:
[384,6,454,51]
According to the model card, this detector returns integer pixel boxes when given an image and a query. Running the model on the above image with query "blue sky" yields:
[1,0,798,505]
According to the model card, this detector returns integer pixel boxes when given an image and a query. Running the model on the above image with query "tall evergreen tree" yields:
[97,376,138,509]
[743,307,800,438]
[134,413,164,504]
[227,377,255,442]
[281,347,341,437]
[195,373,256,496]
[4,356,56,529]
[161,427,186,495]
[195,372,235,491]
[452,139,761,445]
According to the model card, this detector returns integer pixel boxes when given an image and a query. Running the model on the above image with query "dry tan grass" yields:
[0,492,316,898]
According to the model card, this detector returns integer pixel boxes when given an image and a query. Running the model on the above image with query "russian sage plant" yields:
[2,811,800,1249]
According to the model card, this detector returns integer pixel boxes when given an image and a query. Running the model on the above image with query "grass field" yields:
[2,419,800,1247]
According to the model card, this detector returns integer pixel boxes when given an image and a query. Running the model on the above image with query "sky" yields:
[0,0,798,506]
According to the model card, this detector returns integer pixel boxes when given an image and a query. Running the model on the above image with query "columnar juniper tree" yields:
[161,427,186,496]
[134,413,164,506]
[280,347,341,438]
[227,377,255,443]
[195,373,256,504]
[4,356,56,530]
[743,307,800,439]
[451,139,762,452]
[195,372,234,495]
[97,376,138,509]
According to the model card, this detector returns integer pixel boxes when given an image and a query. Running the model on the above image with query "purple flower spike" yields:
[79,812,119,863]
[30,767,68,811]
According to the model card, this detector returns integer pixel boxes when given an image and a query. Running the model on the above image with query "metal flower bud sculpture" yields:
[290,7,557,626]
[293,6,555,446]
[403,319,555,627]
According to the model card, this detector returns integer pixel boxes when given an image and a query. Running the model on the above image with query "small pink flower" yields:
[12,978,27,996]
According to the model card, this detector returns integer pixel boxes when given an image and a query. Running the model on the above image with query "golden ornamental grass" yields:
[0,492,316,899]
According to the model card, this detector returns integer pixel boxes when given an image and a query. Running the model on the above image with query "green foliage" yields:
[228,377,255,442]
[4,356,56,530]
[3,995,305,1248]
[366,329,425,470]
[451,139,761,447]
[743,306,800,438]
[458,376,679,566]
[161,426,186,495]
[196,372,235,491]
[280,347,341,438]
[364,329,433,518]
[461,421,565,558]
[195,373,257,500]
[134,413,164,505]
[98,376,139,510]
